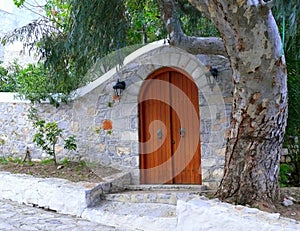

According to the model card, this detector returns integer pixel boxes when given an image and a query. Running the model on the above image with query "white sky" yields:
[0,0,14,13]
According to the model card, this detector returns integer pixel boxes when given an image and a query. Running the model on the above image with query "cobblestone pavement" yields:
[0,199,119,231]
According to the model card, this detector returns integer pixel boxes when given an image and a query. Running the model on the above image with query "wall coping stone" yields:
[0,92,30,103]
[0,170,131,216]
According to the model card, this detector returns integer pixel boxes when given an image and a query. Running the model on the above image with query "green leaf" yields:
[13,0,25,7]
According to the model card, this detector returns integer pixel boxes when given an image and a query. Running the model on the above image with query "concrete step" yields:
[103,190,200,205]
[125,184,207,191]
[103,184,209,205]
[82,201,177,231]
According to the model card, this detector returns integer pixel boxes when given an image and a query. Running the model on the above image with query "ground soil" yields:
[0,160,299,222]
[276,187,300,221]
[0,160,121,183]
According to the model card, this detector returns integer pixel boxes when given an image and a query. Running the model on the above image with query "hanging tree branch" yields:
[156,0,227,57]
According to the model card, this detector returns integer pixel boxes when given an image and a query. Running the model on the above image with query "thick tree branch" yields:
[157,0,227,57]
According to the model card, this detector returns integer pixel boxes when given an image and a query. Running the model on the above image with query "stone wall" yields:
[0,41,233,189]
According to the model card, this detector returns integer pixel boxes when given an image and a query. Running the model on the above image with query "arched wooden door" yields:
[139,68,201,184]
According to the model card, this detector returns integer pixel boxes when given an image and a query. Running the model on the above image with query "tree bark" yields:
[158,0,288,208]
[157,0,227,56]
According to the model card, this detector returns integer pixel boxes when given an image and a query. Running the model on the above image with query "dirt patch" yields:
[0,160,121,183]
[275,202,300,221]
[277,187,300,221]
[203,188,300,222]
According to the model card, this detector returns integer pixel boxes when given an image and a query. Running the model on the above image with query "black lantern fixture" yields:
[206,66,219,91]
[113,79,126,96]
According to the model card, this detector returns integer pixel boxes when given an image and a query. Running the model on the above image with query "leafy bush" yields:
[279,163,293,187]
[281,47,300,187]
[0,61,20,92]
[282,136,300,187]
[0,61,71,106]
[29,107,77,165]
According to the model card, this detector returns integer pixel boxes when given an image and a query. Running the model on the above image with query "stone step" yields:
[125,184,207,192]
[82,201,177,231]
[103,190,200,205]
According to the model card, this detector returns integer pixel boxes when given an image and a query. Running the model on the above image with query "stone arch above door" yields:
[110,44,228,187]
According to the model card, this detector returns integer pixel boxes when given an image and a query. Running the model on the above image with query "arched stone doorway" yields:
[139,67,202,184]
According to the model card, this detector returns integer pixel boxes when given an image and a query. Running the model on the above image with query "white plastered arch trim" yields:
[73,39,213,99]
[73,40,167,98]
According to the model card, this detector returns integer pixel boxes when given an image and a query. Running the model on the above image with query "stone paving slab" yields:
[82,201,177,231]
[0,199,124,231]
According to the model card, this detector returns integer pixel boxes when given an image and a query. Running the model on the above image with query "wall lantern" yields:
[206,65,219,91]
[113,79,126,96]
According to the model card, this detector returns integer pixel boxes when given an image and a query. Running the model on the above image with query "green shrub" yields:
[0,61,19,92]
[279,163,293,187]
[29,107,77,165]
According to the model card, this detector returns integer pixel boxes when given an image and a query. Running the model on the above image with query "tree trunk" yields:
[158,0,288,208]
[191,0,288,209]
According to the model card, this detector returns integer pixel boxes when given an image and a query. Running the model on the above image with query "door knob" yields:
[180,128,185,138]
[157,129,162,139]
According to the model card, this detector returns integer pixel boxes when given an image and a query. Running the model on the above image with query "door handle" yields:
[180,128,185,138]
[157,129,162,139]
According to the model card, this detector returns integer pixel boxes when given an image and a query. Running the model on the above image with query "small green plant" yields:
[279,163,293,187]
[0,157,8,164]
[40,158,55,165]
[0,156,33,166]
[0,134,7,158]
[60,157,69,165]
[29,107,77,165]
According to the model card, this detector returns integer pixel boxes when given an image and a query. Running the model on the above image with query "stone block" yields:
[201,158,216,168]
[112,118,130,130]
[123,156,138,167]
[212,168,224,179]
[178,55,191,69]
[0,172,103,216]
[169,53,181,66]
[120,131,138,141]
[122,103,138,117]
[117,147,131,156]
[149,53,170,67]
[215,148,226,157]
[129,169,140,185]
[184,59,198,75]
[201,169,210,181]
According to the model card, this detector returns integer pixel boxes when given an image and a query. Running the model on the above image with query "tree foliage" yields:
[274,0,300,57]
[126,0,165,44]
[1,0,220,103]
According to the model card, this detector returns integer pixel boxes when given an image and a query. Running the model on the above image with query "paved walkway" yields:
[0,199,120,231]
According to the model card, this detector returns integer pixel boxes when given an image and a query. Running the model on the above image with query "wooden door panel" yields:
[139,72,173,183]
[139,68,201,184]
[170,71,201,184]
